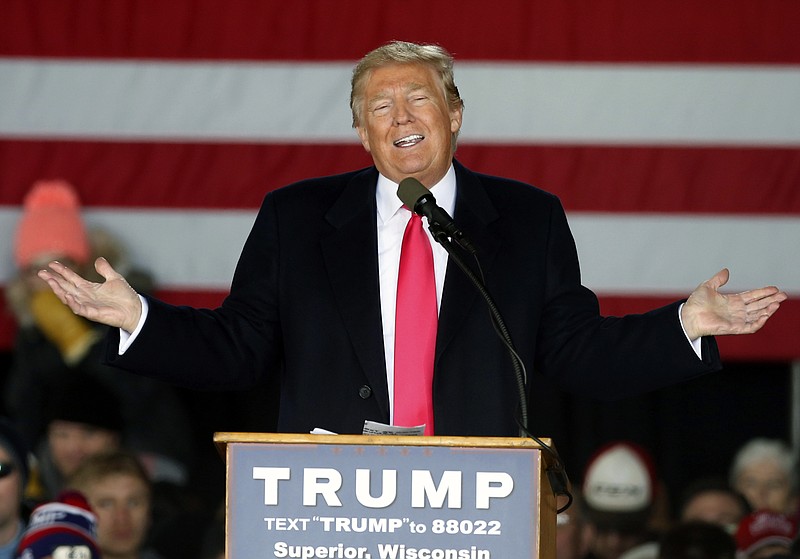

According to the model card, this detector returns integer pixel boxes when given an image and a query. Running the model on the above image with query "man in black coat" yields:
[38,41,787,437]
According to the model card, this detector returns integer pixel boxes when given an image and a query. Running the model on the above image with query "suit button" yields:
[358,385,372,399]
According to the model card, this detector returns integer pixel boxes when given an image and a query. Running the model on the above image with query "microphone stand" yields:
[428,222,573,513]
[427,223,528,434]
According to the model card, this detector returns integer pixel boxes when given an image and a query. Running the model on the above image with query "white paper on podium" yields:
[310,420,425,436]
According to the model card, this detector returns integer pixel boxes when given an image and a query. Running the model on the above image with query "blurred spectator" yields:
[729,439,798,516]
[734,510,798,559]
[679,477,750,534]
[5,179,95,370]
[27,374,124,502]
[658,521,736,559]
[0,419,29,559]
[3,179,194,485]
[580,441,661,559]
[67,450,162,559]
[558,491,588,559]
[15,490,100,559]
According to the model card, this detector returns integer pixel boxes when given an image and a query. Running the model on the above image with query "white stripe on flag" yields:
[569,213,800,294]
[2,59,800,145]
[2,208,798,294]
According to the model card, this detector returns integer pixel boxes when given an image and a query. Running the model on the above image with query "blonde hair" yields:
[350,40,464,131]
[729,438,798,493]
[67,449,151,497]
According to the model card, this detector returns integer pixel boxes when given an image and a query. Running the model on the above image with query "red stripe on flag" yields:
[457,144,800,215]
[0,140,372,209]
[2,0,800,63]
[2,140,798,214]
[155,289,228,309]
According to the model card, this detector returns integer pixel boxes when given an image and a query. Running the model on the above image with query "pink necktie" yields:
[394,211,437,435]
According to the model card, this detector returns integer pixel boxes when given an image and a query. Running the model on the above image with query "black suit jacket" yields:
[106,160,721,436]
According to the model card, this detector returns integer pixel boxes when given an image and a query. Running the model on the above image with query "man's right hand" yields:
[38,257,143,334]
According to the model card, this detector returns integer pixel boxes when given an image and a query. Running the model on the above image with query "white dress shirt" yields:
[376,165,456,423]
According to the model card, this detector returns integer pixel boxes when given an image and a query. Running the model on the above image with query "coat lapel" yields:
[436,161,501,360]
[320,167,390,418]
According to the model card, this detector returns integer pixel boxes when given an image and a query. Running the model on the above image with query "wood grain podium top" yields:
[214,432,553,457]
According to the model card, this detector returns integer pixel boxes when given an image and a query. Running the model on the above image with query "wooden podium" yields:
[215,433,556,559]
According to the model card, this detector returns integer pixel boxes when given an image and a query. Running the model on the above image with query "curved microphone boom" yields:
[397,178,476,254]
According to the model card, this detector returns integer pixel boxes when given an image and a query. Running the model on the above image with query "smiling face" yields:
[355,62,462,187]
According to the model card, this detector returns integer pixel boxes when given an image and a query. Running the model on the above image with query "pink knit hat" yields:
[14,180,90,268]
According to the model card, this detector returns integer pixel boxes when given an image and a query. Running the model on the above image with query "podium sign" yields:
[216,434,555,559]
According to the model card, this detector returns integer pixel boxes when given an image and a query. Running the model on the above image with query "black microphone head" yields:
[397,177,432,209]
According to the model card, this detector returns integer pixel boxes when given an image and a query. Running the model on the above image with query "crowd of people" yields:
[0,181,229,559]
[556,439,799,559]
[2,412,798,559]
[1,38,795,559]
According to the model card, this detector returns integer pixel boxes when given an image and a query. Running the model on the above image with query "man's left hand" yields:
[681,268,788,339]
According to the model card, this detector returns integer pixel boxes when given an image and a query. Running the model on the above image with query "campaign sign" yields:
[226,438,544,559]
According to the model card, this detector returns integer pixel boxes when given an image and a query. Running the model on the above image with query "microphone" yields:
[397,178,476,254]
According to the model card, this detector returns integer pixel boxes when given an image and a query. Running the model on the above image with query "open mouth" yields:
[393,134,424,148]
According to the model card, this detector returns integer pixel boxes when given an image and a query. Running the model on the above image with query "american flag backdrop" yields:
[1,0,799,360]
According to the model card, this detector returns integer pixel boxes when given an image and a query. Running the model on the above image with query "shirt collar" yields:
[375,164,457,224]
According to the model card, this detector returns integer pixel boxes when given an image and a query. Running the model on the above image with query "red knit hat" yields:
[735,510,797,557]
[14,179,90,268]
